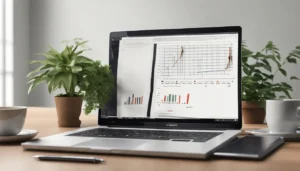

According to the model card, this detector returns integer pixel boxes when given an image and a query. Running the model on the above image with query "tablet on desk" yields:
[213,136,284,160]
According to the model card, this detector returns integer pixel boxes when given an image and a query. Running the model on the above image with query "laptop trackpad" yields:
[73,138,145,149]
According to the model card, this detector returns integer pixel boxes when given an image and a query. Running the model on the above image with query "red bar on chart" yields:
[141,96,143,104]
[164,96,166,102]
[187,94,190,104]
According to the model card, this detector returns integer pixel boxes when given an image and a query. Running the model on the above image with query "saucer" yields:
[246,128,300,142]
[0,129,38,143]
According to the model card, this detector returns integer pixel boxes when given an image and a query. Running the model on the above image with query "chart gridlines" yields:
[157,43,234,80]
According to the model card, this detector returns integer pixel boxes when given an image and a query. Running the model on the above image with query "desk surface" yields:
[0,107,299,171]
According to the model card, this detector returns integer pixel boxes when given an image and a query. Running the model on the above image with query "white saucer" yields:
[0,129,38,143]
[246,128,300,141]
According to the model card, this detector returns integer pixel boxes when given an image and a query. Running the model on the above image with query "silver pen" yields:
[33,155,104,163]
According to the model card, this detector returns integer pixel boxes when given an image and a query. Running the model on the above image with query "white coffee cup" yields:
[266,99,300,133]
[0,107,27,136]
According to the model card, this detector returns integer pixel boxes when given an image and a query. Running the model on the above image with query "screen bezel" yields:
[98,26,242,130]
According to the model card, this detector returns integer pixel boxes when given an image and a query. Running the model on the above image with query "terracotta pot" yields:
[54,97,83,127]
[242,101,265,124]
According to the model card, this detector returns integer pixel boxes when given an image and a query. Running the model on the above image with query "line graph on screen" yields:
[157,43,234,80]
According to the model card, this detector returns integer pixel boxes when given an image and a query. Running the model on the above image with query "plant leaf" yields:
[30,60,48,65]
[75,56,94,64]
[52,73,65,91]
[252,62,272,72]
[252,52,264,59]
[46,46,63,61]
[276,54,281,60]
[267,56,281,68]
[243,67,250,75]
[263,64,272,72]
[71,66,82,73]
[47,78,54,94]
[65,73,72,91]
[28,75,48,94]
[74,48,91,56]
[74,50,84,56]
[28,84,35,94]
[283,90,292,99]
[279,68,287,76]
[69,60,75,66]
[288,52,300,59]
[281,82,292,90]
[242,48,253,58]
[27,65,52,77]
[48,46,59,54]
[61,46,74,63]
[271,87,285,91]
[83,66,96,72]
[47,68,62,76]
[261,59,270,66]
[35,53,58,61]
[253,73,264,80]
[75,40,88,46]
[261,73,274,80]
[27,71,49,83]
[287,57,297,64]
[290,76,300,80]
[66,73,73,90]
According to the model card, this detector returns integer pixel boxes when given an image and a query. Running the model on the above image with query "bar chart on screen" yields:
[160,93,190,105]
[152,89,195,118]
[124,94,143,105]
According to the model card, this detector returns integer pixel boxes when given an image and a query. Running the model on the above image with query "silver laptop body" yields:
[22,26,242,159]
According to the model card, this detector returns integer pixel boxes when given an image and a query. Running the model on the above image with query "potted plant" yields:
[242,41,300,124]
[27,38,114,127]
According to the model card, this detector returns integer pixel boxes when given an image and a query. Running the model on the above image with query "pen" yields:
[33,155,104,163]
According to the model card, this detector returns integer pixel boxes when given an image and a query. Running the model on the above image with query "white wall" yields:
[13,0,30,106]
[28,0,300,107]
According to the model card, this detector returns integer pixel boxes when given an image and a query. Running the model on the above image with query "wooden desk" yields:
[0,107,300,171]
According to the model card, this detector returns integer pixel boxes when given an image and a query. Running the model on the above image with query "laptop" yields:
[22,26,242,159]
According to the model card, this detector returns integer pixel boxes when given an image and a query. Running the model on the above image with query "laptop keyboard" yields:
[68,128,222,142]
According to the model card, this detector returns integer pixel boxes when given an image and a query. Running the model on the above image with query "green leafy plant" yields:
[242,41,300,106]
[27,38,114,114]
[79,61,115,114]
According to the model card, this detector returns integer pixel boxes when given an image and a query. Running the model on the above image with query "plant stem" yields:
[267,47,287,83]
[64,86,74,97]
[69,85,75,97]
[272,60,287,83]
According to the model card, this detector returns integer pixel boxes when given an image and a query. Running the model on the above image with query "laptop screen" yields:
[101,28,240,124]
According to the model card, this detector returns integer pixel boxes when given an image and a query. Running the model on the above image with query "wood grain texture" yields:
[0,107,300,171]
